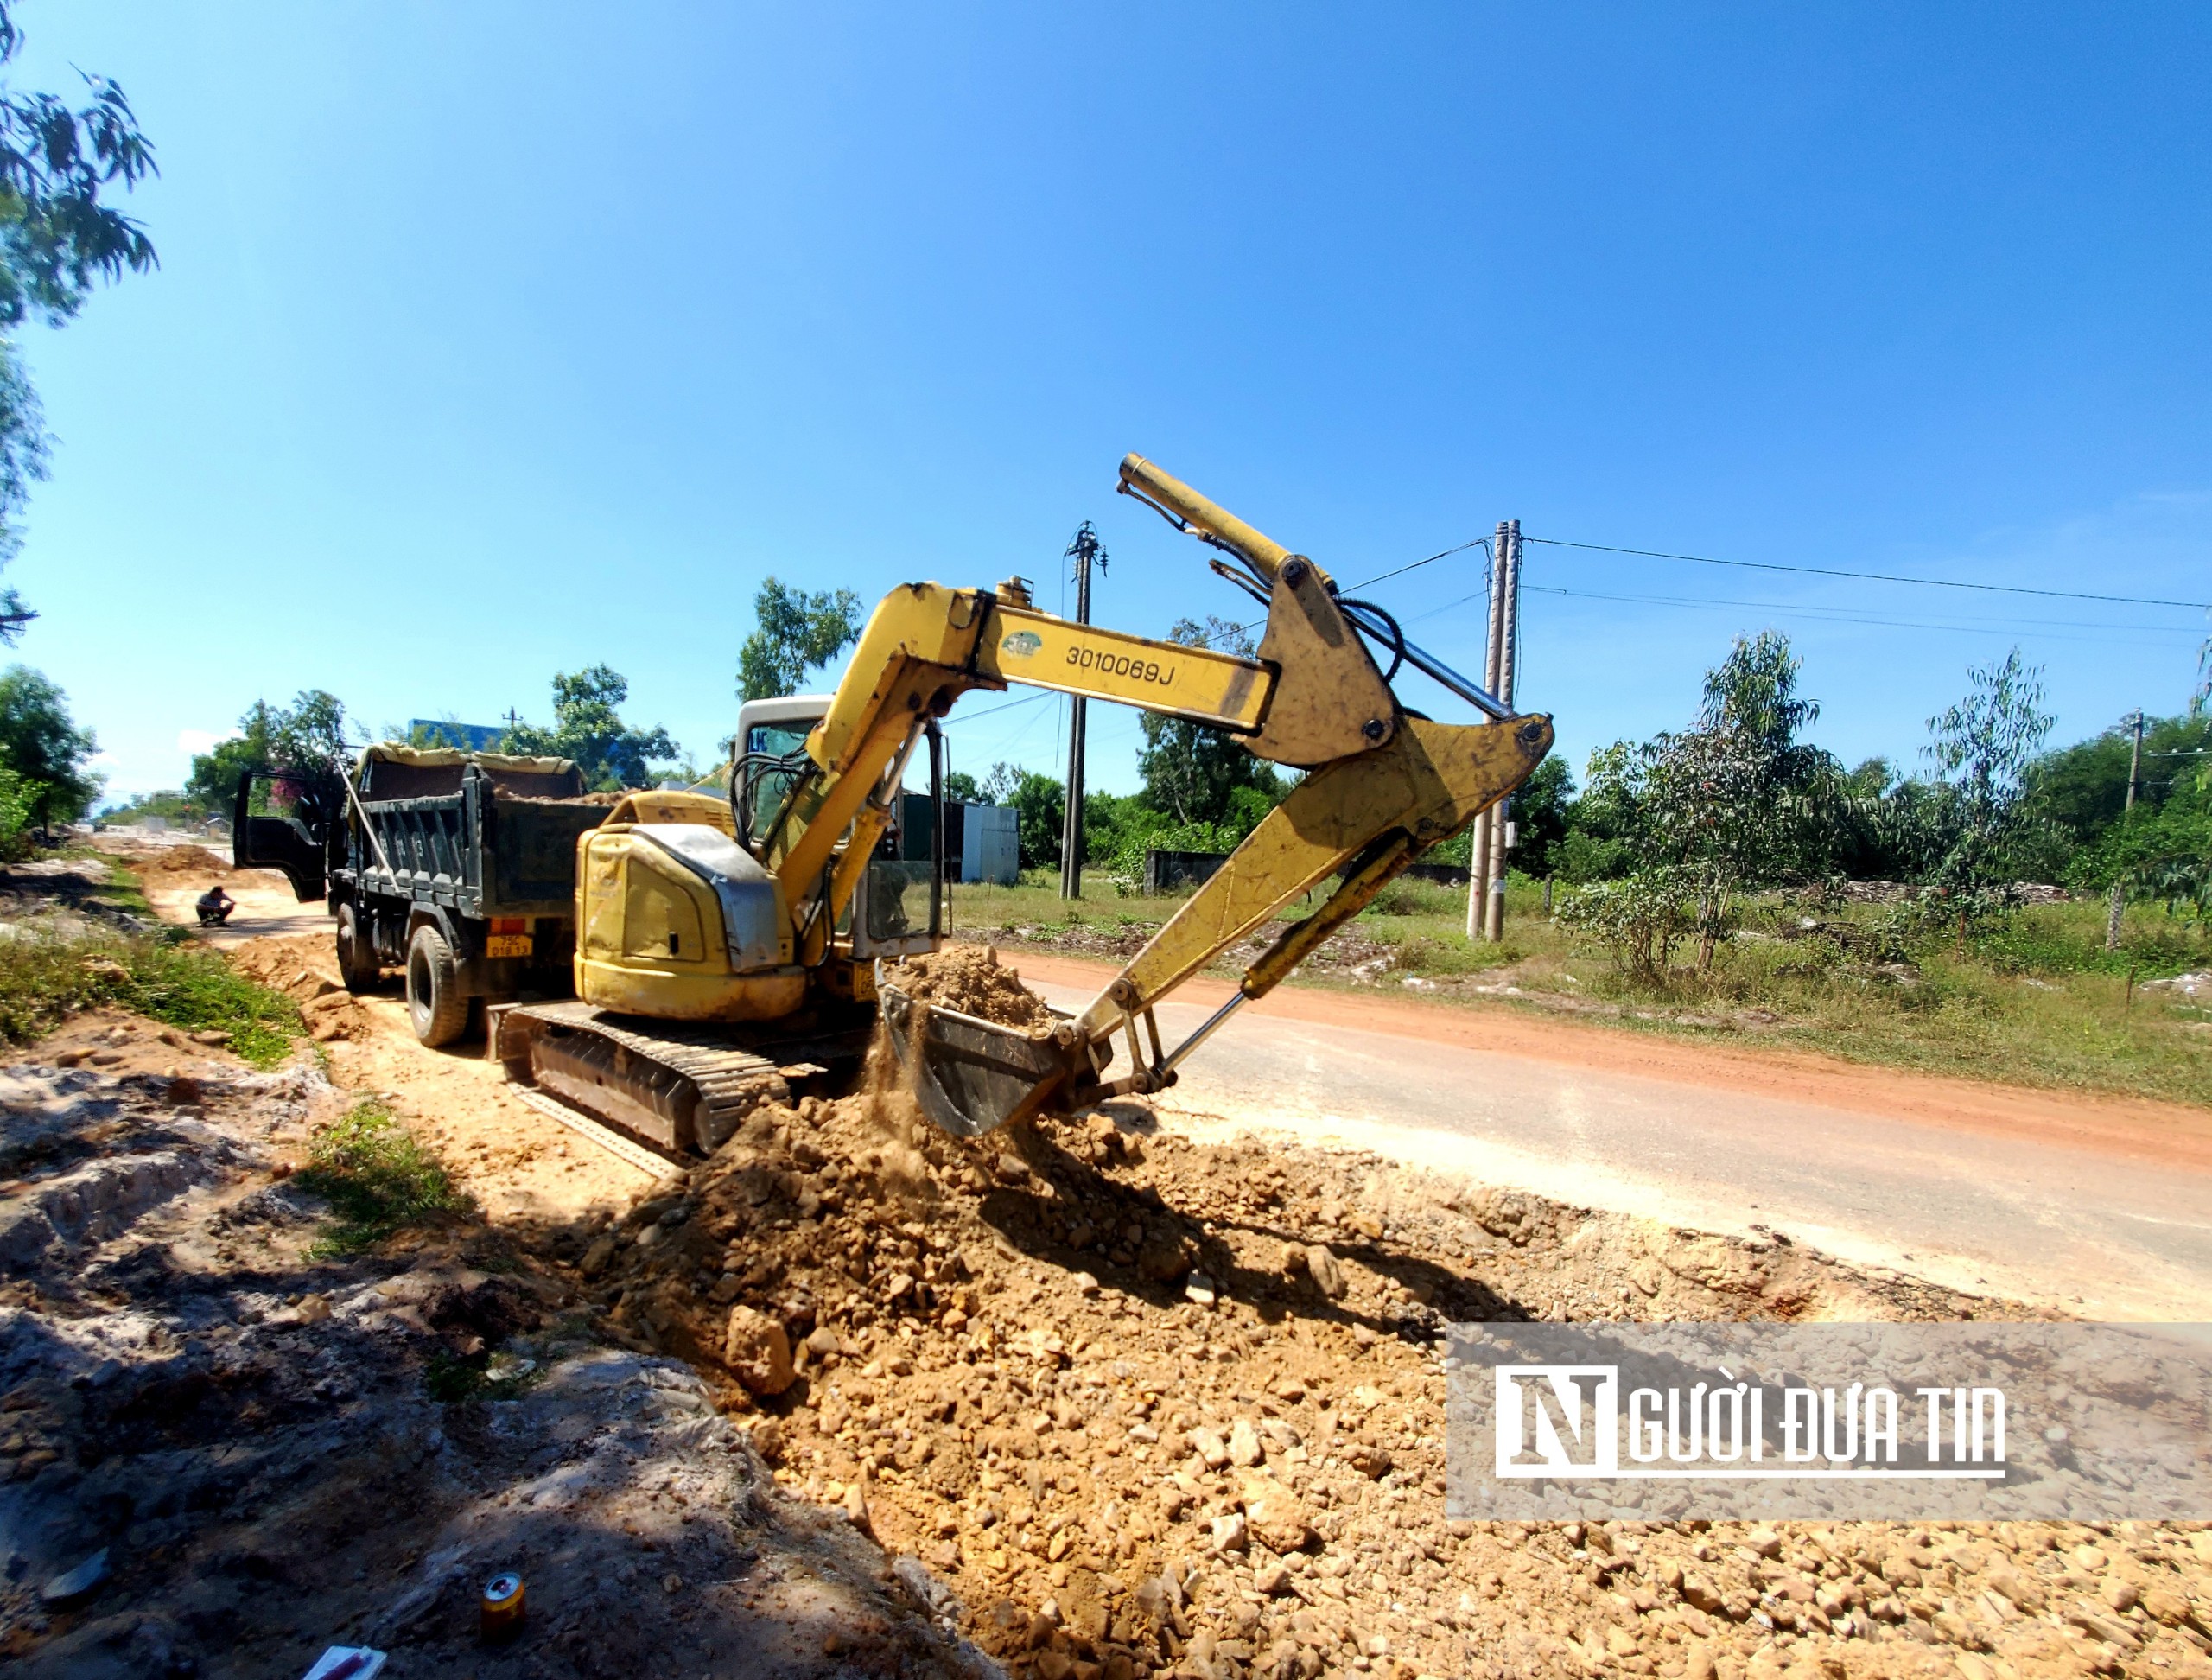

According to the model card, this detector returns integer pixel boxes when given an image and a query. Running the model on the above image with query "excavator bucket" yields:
[877,971,1080,1137]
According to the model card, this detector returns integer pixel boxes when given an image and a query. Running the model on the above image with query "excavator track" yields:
[494,1001,813,1160]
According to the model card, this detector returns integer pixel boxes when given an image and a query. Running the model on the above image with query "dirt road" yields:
[1011,953,2212,1320]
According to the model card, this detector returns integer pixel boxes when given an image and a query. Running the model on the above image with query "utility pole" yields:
[2104,709,2145,951]
[1059,522,1104,898]
[1484,520,1522,943]
[1467,522,1512,939]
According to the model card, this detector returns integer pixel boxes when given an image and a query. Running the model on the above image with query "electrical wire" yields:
[1340,535,1491,595]
[1523,536,2212,611]
[1520,582,2201,644]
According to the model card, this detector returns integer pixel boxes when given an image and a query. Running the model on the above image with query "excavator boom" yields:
[512,453,1551,1155]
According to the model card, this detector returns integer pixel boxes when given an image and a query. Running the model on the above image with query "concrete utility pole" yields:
[1059,522,1104,899]
[1467,523,1513,939]
[1484,520,1522,942]
[2104,709,2145,951]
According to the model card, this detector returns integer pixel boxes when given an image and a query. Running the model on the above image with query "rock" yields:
[844,1482,872,1533]
[1190,1427,1230,1470]
[1236,1473,1316,1552]
[994,1153,1030,1184]
[1033,1654,1074,1680]
[1185,1271,1217,1307]
[1683,1643,1718,1680]
[1681,1574,1725,1613]
[2102,1578,2140,1613]
[723,1306,796,1395]
[1138,1236,1190,1282]
[804,1325,843,1359]
[1606,1626,1639,1658]
[1254,1562,1293,1596]
[1347,1441,1391,1480]
[1306,1246,1347,1299]
[579,1237,616,1277]
[2143,1588,2190,1626]
[1744,1528,1782,1559]
[1210,1511,1249,1554]
[41,1549,108,1605]
[1229,1417,1264,1467]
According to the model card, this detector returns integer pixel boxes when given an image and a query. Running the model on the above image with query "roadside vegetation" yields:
[958,869,2212,1107]
[0,849,302,1061]
[293,1098,470,1256]
[950,635,2211,1111]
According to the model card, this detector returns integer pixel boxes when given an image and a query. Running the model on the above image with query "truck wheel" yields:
[335,903,380,993]
[405,924,472,1047]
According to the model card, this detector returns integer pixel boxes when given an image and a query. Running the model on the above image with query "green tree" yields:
[738,578,864,701]
[942,769,980,803]
[0,5,158,635]
[1135,616,1287,828]
[1922,647,2056,937]
[0,663,94,826]
[1634,632,1843,967]
[502,665,678,792]
[183,691,352,814]
[2092,760,2212,916]
[1503,755,1574,879]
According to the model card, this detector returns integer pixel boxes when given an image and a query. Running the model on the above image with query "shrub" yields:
[1554,872,1697,979]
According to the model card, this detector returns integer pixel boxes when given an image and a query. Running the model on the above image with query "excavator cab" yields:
[732,695,943,964]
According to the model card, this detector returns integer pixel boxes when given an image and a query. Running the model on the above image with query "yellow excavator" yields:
[493,455,1553,1149]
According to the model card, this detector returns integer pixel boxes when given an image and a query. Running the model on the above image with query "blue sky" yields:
[7,3,2208,802]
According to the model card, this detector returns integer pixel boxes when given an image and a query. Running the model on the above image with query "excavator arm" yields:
[764,455,1553,1136]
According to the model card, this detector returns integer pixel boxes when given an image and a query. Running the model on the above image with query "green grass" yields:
[0,925,302,1066]
[293,1100,470,1256]
[957,869,2212,1109]
[0,853,303,1066]
[111,939,303,1066]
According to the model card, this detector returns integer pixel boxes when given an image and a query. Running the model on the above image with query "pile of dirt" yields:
[0,1016,989,1678]
[223,933,372,1042]
[889,945,1057,1029]
[559,1000,2208,1680]
[139,845,230,875]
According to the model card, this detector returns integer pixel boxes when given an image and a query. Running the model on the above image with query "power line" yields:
[1341,535,1491,595]
[1523,535,2211,611]
[1521,582,2200,644]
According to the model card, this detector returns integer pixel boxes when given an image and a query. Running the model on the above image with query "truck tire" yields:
[406,923,472,1047]
[335,903,380,993]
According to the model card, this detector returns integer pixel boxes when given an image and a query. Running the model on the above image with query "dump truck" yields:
[233,744,612,1044]
[492,454,1554,1153]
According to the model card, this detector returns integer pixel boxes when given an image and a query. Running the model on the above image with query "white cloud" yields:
[176,729,230,756]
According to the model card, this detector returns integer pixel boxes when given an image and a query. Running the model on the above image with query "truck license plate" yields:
[486,934,533,959]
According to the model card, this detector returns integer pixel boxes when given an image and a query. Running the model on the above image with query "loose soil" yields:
[0,1015,991,1677]
[61,884,2212,1680]
[886,945,1057,1030]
